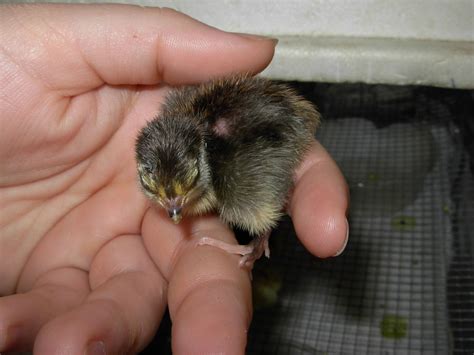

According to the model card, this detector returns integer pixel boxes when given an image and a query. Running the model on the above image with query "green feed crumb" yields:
[252,267,282,310]
[381,314,408,339]
[367,172,380,182]
[442,204,451,214]
[391,215,416,231]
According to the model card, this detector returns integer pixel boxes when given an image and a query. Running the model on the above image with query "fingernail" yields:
[233,32,279,45]
[86,341,106,355]
[334,218,349,256]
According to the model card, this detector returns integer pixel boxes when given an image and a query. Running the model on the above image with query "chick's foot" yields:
[197,232,270,269]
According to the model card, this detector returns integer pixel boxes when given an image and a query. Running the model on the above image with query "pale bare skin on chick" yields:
[136,75,320,268]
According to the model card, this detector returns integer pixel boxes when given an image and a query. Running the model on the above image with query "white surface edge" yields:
[262,36,474,89]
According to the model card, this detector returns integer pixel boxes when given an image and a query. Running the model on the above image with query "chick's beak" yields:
[163,196,184,224]
[169,207,182,224]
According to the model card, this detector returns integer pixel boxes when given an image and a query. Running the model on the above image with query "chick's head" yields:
[136,115,212,224]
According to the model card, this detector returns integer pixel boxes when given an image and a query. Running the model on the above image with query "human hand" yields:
[0,4,349,354]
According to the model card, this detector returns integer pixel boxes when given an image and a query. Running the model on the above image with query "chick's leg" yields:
[197,231,271,269]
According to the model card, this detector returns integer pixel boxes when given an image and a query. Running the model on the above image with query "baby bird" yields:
[135,75,320,267]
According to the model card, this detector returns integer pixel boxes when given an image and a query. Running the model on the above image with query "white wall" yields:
[145,0,473,42]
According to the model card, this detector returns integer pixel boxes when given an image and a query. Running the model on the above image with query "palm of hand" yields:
[1,76,159,293]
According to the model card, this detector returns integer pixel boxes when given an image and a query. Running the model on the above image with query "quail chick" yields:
[136,75,320,268]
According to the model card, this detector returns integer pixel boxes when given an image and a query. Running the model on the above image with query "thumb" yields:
[1,4,276,91]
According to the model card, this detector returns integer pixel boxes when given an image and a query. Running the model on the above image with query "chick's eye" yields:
[139,172,157,192]
[138,164,158,192]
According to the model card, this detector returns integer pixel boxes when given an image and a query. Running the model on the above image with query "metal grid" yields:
[141,84,474,355]
[247,84,474,355]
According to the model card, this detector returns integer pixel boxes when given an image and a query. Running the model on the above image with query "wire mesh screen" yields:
[142,84,474,355]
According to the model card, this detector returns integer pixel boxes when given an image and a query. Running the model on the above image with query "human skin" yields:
[0,4,349,354]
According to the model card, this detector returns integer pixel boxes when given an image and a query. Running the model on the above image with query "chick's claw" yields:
[197,233,270,269]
